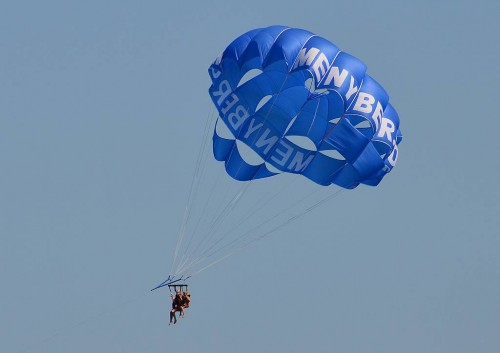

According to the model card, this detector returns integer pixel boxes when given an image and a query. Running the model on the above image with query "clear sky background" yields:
[1,0,499,352]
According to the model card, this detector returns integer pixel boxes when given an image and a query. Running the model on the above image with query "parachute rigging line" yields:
[177,183,346,277]
[16,291,148,353]
[175,175,302,274]
[170,104,217,274]
[190,186,348,276]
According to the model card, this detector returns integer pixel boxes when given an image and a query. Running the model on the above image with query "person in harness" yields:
[180,290,191,316]
[169,290,183,325]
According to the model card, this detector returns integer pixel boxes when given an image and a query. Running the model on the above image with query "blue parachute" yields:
[209,26,402,189]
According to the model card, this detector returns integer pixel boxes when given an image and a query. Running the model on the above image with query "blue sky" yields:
[1,1,499,352]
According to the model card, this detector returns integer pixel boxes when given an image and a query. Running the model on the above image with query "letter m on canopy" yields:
[292,47,320,70]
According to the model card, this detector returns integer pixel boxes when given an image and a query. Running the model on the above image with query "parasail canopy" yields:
[208,25,402,189]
